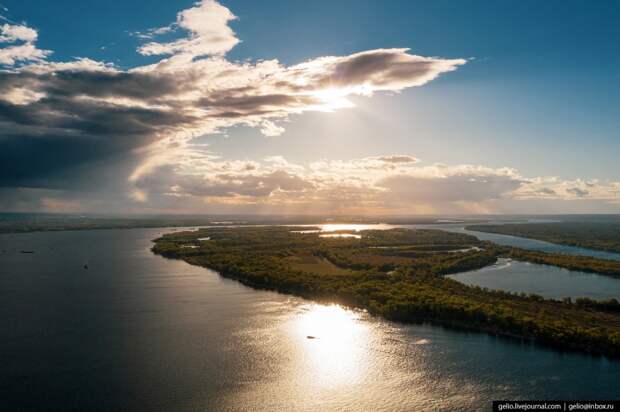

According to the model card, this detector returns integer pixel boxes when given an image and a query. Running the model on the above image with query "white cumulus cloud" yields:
[138,0,239,58]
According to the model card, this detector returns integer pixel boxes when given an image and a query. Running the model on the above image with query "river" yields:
[0,228,618,411]
[406,222,620,261]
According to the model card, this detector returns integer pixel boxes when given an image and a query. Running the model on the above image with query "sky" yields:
[0,0,619,215]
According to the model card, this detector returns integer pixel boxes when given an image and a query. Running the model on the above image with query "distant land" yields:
[468,221,620,254]
[1,212,620,234]
[0,212,486,234]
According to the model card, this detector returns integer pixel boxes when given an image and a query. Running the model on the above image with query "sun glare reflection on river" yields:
[318,223,394,232]
[292,304,370,387]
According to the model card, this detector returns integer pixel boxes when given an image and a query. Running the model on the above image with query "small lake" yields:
[1,228,618,411]
[449,258,620,300]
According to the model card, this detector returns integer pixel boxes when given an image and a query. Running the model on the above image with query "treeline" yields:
[315,247,497,275]
[573,297,620,313]
[467,222,620,254]
[152,226,620,357]
[506,248,620,277]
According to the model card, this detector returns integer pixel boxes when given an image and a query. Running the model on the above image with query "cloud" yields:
[513,177,620,201]
[137,0,239,58]
[129,25,175,41]
[131,162,314,201]
[295,48,465,93]
[376,165,523,203]
[0,22,50,66]
[374,155,420,164]
[260,120,285,137]
[566,187,589,198]
[123,153,620,214]
[0,23,38,43]
[0,8,466,190]
[2,0,616,214]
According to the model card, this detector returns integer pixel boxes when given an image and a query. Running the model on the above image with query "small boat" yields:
[20,250,34,254]
[83,264,89,270]
[306,335,316,339]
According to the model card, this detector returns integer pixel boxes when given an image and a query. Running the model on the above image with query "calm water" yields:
[408,223,620,261]
[449,258,620,300]
[1,228,619,411]
[313,222,620,261]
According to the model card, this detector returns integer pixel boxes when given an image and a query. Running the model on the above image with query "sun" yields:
[312,88,355,111]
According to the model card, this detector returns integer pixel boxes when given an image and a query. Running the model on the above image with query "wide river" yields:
[1,227,619,411]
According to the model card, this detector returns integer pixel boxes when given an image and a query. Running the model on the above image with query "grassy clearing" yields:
[284,253,354,276]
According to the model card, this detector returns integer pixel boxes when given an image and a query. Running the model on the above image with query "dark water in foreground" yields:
[1,228,619,411]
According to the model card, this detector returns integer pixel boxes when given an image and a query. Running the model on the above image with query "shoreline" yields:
[153,250,619,359]
[151,226,620,358]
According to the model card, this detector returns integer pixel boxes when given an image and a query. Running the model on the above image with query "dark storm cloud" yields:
[0,68,203,188]
[0,69,183,100]
[41,70,184,100]
[0,76,214,188]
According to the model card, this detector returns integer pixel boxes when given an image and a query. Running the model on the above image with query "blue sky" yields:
[0,0,619,214]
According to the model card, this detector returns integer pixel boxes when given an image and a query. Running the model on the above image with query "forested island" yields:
[152,226,620,357]
[505,248,620,277]
[467,222,620,253]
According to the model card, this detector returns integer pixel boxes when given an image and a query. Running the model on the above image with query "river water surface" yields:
[1,228,619,411]
[407,223,620,261]
[449,258,620,300]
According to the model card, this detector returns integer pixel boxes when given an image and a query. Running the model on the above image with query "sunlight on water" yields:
[319,223,394,232]
[3,229,619,411]
[291,304,369,387]
[319,233,362,239]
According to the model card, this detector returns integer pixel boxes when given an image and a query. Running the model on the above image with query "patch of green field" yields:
[284,253,354,276]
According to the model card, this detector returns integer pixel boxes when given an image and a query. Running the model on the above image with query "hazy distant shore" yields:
[0,214,486,234]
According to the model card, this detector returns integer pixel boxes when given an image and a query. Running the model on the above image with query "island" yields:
[152,226,620,357]
[467,221,620,254]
